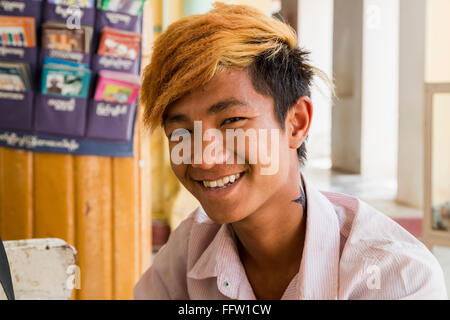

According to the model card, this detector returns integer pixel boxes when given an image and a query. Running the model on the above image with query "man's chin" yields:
[202,207,248,224]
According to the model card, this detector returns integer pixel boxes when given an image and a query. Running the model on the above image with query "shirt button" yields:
[223,281,230,287]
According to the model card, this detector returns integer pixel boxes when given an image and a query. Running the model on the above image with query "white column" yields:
[332,0,364,173]
[361,0,399,179]
[332,0,399,178]
[397,0,426,208]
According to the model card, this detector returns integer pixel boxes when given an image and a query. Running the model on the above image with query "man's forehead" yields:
[166,70,254,113]
[204,69,249,88]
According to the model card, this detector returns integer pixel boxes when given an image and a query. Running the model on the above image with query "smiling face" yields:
[163,69,304,224]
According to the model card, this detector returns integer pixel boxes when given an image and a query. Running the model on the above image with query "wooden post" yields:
[0,1,153,300]
[423,83,450,250]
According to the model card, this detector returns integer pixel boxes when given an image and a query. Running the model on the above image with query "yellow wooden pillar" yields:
[150,0,184,230]
[0,2,153,300]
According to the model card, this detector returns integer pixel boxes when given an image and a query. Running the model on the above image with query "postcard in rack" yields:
[42,22,93,53]
[0,61,31,91]
[0,16,36,47]
[98,27,140,59]
[0,73,25,91]
[94,70,140,104]
[48,0,95,8]
[98,0,146,16]
[41,60,91,98]
[43,57,89,69]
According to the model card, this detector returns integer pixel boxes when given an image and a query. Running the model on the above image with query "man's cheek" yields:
[170,163,187,184]
[248,129,281,176]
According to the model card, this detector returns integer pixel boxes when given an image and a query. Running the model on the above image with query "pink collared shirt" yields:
[134,176,448,300]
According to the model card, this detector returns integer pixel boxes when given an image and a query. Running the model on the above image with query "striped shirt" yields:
[134,175,448,300]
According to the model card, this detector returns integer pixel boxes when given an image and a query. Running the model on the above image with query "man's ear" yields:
[286,96,313,149]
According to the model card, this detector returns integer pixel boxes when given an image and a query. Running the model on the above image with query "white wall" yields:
[425,0,450,83]
[427,0,450,208]
[397,0,450,208]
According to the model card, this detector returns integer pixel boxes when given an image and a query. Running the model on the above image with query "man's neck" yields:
[231,173,307,271]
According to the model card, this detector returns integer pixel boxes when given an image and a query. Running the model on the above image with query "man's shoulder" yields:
[153,206,219,267]
[320,190,422,247]
[153,208,198,258]
[134,207,211,299]
[167,206,218,243]
[320,191,447,299]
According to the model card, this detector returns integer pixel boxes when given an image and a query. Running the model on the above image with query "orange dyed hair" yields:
[140,2,300,130]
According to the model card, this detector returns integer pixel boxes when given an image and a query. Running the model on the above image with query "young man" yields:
[134,3,447,299]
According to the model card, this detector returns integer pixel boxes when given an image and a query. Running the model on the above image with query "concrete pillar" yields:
[332,0,399,178]
[361,0,399,178]
[397,0,426,208]
[332,0,364,173]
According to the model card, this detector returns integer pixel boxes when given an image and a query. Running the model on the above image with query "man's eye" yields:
[221,117,247,126]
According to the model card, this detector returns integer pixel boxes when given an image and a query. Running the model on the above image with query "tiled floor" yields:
[303,158,450,298]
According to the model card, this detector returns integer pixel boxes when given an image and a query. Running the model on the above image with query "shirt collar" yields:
[187,222,248,299]
[187,173,341,300]
[295,174,340,299]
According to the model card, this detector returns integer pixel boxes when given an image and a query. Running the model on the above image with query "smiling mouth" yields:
[197,171,246,190]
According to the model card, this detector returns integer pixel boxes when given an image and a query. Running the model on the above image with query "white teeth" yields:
[203,172,242,189]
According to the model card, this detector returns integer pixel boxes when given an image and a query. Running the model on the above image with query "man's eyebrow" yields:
[164,113,190,125]
[207,98,248,114]
[163,98,248,125]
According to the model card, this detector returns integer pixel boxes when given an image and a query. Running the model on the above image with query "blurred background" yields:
[0,0,449,299]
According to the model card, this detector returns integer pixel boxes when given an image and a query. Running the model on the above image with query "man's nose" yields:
[190,134,231,169]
